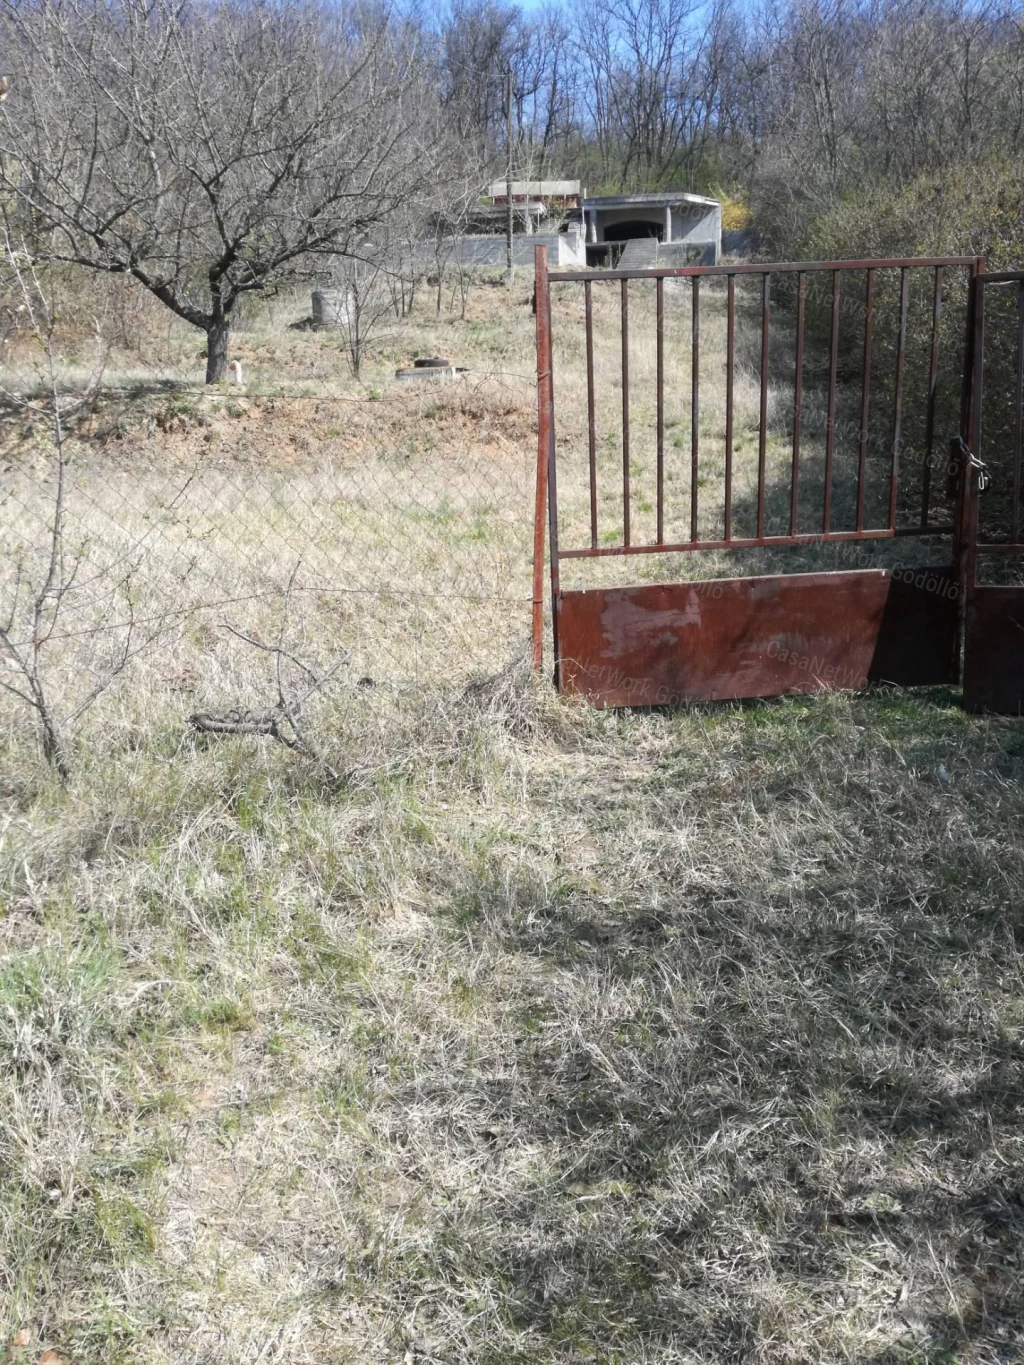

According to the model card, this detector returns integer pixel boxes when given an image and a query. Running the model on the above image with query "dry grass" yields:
[1,272,1023,1365]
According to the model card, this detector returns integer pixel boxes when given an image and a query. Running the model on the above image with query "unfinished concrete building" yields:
[581,191,722,267]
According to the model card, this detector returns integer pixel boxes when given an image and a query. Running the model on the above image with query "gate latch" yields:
[950,435,991,493]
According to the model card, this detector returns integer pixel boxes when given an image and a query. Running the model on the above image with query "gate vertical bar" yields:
[1012,279,1024,544]
[823,270,840,534]
[621,278,631,546]
[921,266,944,528]
[585,279,598,548]
[964,264,985,594]
[547,262,561,681]
[532,245,553,672]
[691,277,700,542]
[888,267,909,530]
[790,272,805,536]
[856,268,875,531]
[757,273,771,539]
[656,276,665,543]
[725,274,735,542]
[954,258,985,678]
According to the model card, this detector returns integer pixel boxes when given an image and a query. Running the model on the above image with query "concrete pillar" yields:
[587,208,598,244]
[664,205,672,242]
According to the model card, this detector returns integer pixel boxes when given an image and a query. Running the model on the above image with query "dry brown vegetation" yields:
[2,274,1023,1365]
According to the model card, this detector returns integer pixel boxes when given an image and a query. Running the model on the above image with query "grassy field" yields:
[2,270,1023,1364]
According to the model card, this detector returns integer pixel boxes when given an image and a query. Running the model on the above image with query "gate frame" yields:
[960,266,1024,712]
[532,244,988,705]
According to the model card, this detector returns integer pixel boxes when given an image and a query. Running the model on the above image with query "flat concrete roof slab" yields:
[583,191,719,210]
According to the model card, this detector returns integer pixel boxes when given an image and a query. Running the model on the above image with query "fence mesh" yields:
[1,380,538,761]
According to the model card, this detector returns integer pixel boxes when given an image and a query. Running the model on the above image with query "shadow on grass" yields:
[433,692,1024,1362]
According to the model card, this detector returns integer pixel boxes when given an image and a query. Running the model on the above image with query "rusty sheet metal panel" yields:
[964,586,1024,713]
[557,568,958,707]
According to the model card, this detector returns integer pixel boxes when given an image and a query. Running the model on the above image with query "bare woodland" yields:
[438,0,1024,241]
[2,0,1024,385]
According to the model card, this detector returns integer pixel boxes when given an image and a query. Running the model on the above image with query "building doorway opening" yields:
[603,220,664,243]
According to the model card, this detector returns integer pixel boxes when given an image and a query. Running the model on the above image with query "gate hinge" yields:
[951,435,991,492]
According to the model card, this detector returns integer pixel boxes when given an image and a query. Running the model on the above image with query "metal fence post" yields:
[953,257,986,677]
[532,245,552,673]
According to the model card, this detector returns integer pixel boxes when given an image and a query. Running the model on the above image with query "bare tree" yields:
[0,0,443,382]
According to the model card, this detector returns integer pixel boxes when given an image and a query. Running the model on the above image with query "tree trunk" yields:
[206,318,230,383]
[40,709,71,784]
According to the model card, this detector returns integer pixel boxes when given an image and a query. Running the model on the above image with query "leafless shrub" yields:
[330,253,397,380]
[190,563,347,782]
[0,240,173,780]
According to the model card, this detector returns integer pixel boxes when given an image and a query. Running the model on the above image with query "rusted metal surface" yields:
[956,264,985,625]
[546,266,561,675]
[823,270,840,534]
[691,277,700,542]
[557,568,958,708]
[558,525,953,560]
[1013,279,1024,544]
[531,245,553,672]
[964,587,1024,713]
[969,270,1024,553]
[656,276,665,543]
[757,273,770,539]
[921,265,944,527]
[546,257,978,563]
[871,565,960,686]
[856,269,875,532]
[959,267,1024,715]
[889,267,909,529]
[951,258,983,674]
[530,250,993,710]
[971,269,1024,285]
[790,271,805,537]
[621,278,631,547]
[971,268,1024,551]
[725,274,735,542]
[547,256,977,284]
[584,279,597,548]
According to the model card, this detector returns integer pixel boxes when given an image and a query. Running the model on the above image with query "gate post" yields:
[532,245,555,674]
[953,257,986,675]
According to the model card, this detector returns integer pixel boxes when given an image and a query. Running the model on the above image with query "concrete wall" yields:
[489,179,581,200]
[442,231,585,268]
[671,205,722,248]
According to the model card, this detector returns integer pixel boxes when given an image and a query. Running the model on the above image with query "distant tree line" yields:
[2,0,1023,382]
[431,0,1024,258]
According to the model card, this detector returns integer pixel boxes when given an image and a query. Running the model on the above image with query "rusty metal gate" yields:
[530,246,1024,713]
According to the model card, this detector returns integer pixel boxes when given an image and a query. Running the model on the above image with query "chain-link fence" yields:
[1,377,538,767]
